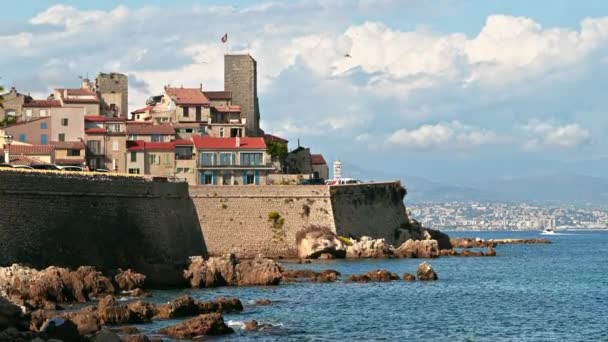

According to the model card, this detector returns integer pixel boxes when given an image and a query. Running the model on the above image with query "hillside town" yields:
[0,54,331,185]
[410,201,608,231]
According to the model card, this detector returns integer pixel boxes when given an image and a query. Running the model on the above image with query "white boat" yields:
[541,228,556,235]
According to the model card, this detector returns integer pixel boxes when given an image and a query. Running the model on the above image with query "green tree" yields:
[266,141,288,159]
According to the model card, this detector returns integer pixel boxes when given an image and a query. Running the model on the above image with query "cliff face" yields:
[0,170,207,286]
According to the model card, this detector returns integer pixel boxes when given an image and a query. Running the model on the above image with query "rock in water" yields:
[346,236,394,259]
[347,269,400,282]
[295,225,347,259]
[235,256,284,286]
[395,239,439,258]
[114,269,146,291]
[184,254,283,288]
[0,296,28,331]
[244,320,259,331]
[158,313,233,338]
[422,228,453,250]
[403,273,416,282]
[486,246,497,256]
[416,262,438,281]
[40,317,81,341]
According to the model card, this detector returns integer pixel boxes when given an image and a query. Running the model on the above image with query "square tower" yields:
[224,54,261,137]
[96,73,129,117]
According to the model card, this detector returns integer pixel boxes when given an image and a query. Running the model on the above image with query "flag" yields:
[221,33,228,43]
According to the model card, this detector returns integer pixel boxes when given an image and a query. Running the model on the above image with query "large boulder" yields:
[346,236,394,259]
[184,254,283,288]
[154,295,243,319]
[114,269,146,291]
[157,313,233,338]
[0,296,29,331]
[396,239,440,258]
[295,226,347,259]
[416,262,438,281]
[422,228,452,250]
[282,269,341,283]
[40,317,81,341]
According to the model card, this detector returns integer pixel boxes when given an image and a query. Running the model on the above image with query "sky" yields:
[2,0,608,186]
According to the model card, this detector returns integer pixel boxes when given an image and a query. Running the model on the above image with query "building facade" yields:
[96,73,129,117]
[0,87,31,121]
[224,54,261,137]
[311,154,329,180]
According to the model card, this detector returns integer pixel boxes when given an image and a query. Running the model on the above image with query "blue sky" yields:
[2,0,608,186]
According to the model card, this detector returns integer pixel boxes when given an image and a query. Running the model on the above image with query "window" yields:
[175,146,193,160]
[219,127,225,137]
[87,140,100,154]
[40,110,47,117]
[244,171,259,185]
[58,133,65,142]
[246,173,255,185]
[107,123,121,133]
[90,159,97,170]
[6,110,15,117]
[127,135,137,141]
[40,134,47,145]
[112,141,119,151]
[130,152,137,162]
[201,172,215,185]
[219,152,235,166]
[68,149,80,157]
[148,154,158,165]
[128,168,140,174]
[61,118,68,126]
[40,122,47,129]
[240,153,263,166]
[164,154,170,165]
[151,135,162,142]
[26,109,32,117]
[183,106,189,117]
[18,134,26,142]
[185,129,193,133]
[200,152,216,166]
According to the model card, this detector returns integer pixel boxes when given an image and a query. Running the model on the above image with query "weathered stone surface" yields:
[403,273,416,282]
[396,239,440,258]
[184,254,283,288]
[346,236,394,259]
[282,269,341,283]
[90,328,122,342]
[347,269,400,282]
[416,262,438,281]
[157,313,233,338]
[422,228,452,250]
[440,249,458,256]
[460,249,485,257]
[40,317,81,341]
[154,295,243,320]
[114,269,146,291]
[485,246,497,257]
[295,225,347,259]
[450,238,491,248]
[0,296,28,331]
[244,320,259,331]
[122,334,152,342]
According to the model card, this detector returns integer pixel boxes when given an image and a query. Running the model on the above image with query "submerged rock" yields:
[184,254,284,288]
[282,269,341,283]
[416,262,438,281]
[347,269,400,282]
[157,313,233,338]
[403,273,416,282]
[395,239,439,258]
[296,225,347,259]
[346,236,394,259]
[255,299,272,306]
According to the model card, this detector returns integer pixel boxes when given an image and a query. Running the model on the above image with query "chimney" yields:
[235,136,240,148]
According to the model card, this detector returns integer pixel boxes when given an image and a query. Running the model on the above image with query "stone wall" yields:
[96,73,128,117]
[0,170,206,286]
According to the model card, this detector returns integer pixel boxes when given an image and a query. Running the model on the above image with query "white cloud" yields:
[521,119,592,149]
[387,121,504,151]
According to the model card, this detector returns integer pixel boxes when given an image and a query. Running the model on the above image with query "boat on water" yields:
[541,228,556,235]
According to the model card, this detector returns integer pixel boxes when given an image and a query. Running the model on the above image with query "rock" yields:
[122,335,151,342]
[460,249,484,257]
[184,254,283,288]
[114,269,146,291]
[157,313,233,338]
[0,295,28,331]
[450,237,491,248]
[440,249,458,256]
[67,307,100,335]
[197,297,243,314]
[346,236,394,259]
[422,228,452,250]
[90,328,122,342]
[244,320,259,331]
[403,273,416,281]
[314,270,340,283]
[416,262,438,281]
[395,239,440,258]
[154,295,200,319]
[40,317,81,341]
[282,269,340,283]
[295,225,347,259]
[126,301,155,322]
[128,288,150,297]
[486,246,497,257]
[348,269,399,282]
[111,326,140,335]
[255,299,272,306]
[76,266,115,299]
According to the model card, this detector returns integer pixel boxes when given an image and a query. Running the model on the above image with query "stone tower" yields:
[224,54,261,137]
[96,73,128,117]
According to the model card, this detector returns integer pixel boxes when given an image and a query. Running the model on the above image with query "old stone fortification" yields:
[190,182,408,258]
[0,170,206,286]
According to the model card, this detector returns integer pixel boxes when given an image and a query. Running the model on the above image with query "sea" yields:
[136,230,608,341]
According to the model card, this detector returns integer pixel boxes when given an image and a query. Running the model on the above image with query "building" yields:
[3,117,52,145]
[311,154,329,180]
[84,116,127,171]
[224,54,261,137]
[54,88,100,116]
[51,141,86,167]
[2,144,54,164]
[192,135,272,185]
[126,123,175,142]
[284,146,313,175]
[131,106,153,122]
[0,87,32,122]
[96,73,128,117]
[207,105,245,138]
[126,141,175,176]
[174,139,196,184]
[21,99,62,120]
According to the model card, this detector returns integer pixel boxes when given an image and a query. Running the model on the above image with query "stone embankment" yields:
[450,237,551,248]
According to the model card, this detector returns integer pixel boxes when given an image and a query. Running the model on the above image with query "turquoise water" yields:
[141,231,608,341]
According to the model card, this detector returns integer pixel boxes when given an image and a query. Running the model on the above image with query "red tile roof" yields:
[126,140,175,151]
[264,134,288,144]
[165,87,210,106]
[173,139,194,146]
[9,155,48,166]
[85,128,107,134]
[126,140,145,151]
[203,91,232,100]
[126,123,175,135]
[192,136,266,150]
[23,99,61,108]
[55,158,85,165]
[9,144,54,155]
[311,154,327,165]
[131,106,152,114]
[51,141,86,149]
[84,115,126,122]
[212,105,241,113]
[56,88,100,104]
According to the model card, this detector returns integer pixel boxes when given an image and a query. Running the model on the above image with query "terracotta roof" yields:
[9,155,48,166]
[51,141,86,149]
[85,128,107,134]
[55,158,85,165]
[174,122,203,129]
[9,144,54,155]
[165,87,210,106]
[126,140,145,151]
[203,91,232,100]
[264,134,288,144]
[131,106,153,114]
[126,140,175,151]
[212,105,241,113]
[311,154,327,165]
[173,139,194,146]
[85,115,126,122]
[56,88,100,104]
[192,136,266,150]
[23,99,61,108]
[126,124,175,135]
